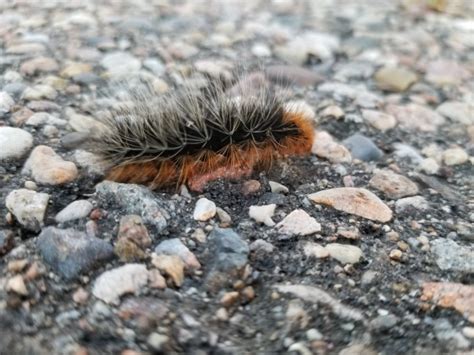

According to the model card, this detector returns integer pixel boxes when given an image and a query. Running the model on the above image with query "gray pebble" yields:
[206,228,249,291]
[430,238,474,273]
[95,181,170,232]
[72,73,102,85]
[369,314,399,331]
[37,227,114,280]
[3,82,27,98]
[60,132,90,149]
[343,134,383,161]
[55,200,93,223]
[434,318,470,349]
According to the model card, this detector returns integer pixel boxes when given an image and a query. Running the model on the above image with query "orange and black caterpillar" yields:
[91,75,314,191]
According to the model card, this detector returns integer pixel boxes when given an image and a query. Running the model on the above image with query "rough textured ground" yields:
[0,0,473,354]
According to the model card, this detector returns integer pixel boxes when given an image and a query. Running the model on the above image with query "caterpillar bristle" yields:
[90,74,315,191]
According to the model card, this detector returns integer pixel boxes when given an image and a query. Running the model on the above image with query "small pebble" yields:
[147,333,169,351]
[389,249,403,261]
[0,91,15,115]
[249,204,276,227]
[419,158,440,175]
[6,189,50,232]
[320,105,344,119]
[374,66,417,92]
[343,134,383,161]
[302,242,329,259]
[0,127,34,161]
[6,275,28,296]
[55,200,93,223]
[325,243,363,264]
[221,291,240,308]
[361,109,397,131]
[216,308,229,321]
[308,187,392,222]
[151,254,185,287]
[369,169,419,199]
[72,287,89,304]
[155,238,201,270]
[193,198,217,221]
[22,145,78,185]
[443,147,469,166]
[276,209,321,236]
[242,180,261,195]
[269,181,289,194]
[312,131,352,163]
[92,264,149,305]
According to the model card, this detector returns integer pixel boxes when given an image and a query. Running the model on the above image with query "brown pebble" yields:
[89,208,103,220]
[419,302,431,312]
[0,230,14,256]
[121,351,144,355]
[24,262,42,280]
[148,269,167,289]
[386,231,400,241]
[241,286,256,303]
[241,180,261,195]
[397,241,409,252]
[220,291,240,308]
[337,226,360,240]
[114,238,146,262]
[310,340,330,354]
[151,254,184,287]
[389,249,403,261]
[74,346,88,355]
[7,275,28,296]
[216,207,232,227]
[7,259,28,273]
[7,294,23,309]
[73,287,89,304]
[233,280,245,290]
[343,264,355,274]
[11,107,34,125]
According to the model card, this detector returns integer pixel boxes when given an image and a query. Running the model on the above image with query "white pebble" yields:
[276,209,321,236]
[92,264,149,305]
[55,200,93,223]
[419,158,439,175]
[193,198,217,221]
[0,91,15,115]
[443,147,469,166]
[325,243,363,264]
[5,189,49,231]
[249,204,276,227]
[0,127,33,161]
[269,181,289,194]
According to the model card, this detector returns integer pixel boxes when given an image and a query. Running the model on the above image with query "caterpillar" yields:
[90,74,315,192]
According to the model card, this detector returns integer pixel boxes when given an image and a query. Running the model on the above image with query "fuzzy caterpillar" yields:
[90,74,315,191]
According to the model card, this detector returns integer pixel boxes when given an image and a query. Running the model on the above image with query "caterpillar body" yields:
[91,75,315,191]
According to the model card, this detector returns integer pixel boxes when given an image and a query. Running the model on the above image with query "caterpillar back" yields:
[90,74,315,191]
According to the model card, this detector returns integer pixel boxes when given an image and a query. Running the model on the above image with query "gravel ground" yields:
[1,0,474,354]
